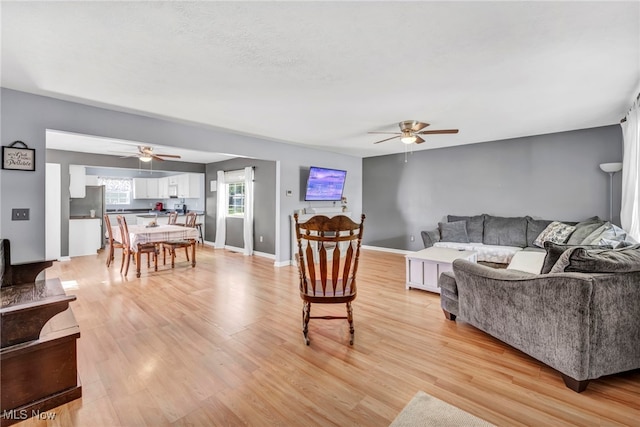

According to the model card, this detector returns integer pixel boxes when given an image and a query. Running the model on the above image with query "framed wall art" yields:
[2,141,35,171]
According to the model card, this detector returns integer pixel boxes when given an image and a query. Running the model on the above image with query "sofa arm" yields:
[451,259,595,381]
[438,271,459,319]
[420,229,440,248]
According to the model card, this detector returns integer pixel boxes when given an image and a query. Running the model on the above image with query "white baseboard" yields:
[203,240,216,247]
[361,245,411,255]
[254,251,275,260]
[273,259,293,267]
[225,245,245,253]
[58,256,71,262]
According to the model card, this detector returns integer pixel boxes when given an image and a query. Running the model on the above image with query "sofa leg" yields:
[561,374,589,393]
[442,309,456,321]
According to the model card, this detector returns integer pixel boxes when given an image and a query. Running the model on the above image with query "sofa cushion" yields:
[438,221,469,243]
[526,217,553,247]
[533,221,576,248]
[448,214,485,243]
[434,241,522,264]
[540,242,612,274]
[566,216,604,245]
[550,244,640,273]
[483,215,528,247]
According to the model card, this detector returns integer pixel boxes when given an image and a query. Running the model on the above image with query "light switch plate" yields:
[12,208,30,220]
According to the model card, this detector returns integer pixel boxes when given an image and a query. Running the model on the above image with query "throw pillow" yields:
[540,242,612,274]
[420,230,440,247]
[566,216,604,245]
[447,214,485,243]
[580,222,631,248]
[438,221,470,243]
[549,244,640,273]
[533,221,576,248]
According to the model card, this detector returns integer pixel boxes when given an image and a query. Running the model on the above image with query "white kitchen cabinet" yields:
[133,178,147,199]
[176,173,203,198]
[69,219,102,257]
[146,179,159,199]
[69,165,86,198]
[168,175,179,185]
[158,177,169,199]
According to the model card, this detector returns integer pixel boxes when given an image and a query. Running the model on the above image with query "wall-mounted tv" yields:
[304,166,347,201]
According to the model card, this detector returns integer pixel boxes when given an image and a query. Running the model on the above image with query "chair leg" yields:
[185,247,189,262]
[346,302,354,345]
[171,248,176,268]
[153,251,158,271]
[106,244,113,267]
[123,252,131,276]
[120,250,126,273]
[163,247,167,265]
[302,301,311,345]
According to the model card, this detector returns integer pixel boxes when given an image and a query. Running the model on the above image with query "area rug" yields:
[389,391,495,427]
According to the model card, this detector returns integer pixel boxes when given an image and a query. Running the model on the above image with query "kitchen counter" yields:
[137,213,204,218]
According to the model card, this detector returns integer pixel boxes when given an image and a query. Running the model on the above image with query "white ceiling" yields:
[46,130,240,164]
[2,1,639,160]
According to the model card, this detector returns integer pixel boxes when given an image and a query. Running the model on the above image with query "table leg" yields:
[191,240,196,267]
[136,251,141,278]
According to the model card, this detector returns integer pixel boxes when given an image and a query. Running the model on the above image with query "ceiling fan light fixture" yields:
[400,135,417,144]
[139,155,152,162]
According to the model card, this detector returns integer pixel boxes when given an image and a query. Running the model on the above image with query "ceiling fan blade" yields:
[368,131,401,135]
[414,136,425,144]
[417,129,459,135]
[373,135,401,144]
[410,121,429,132]
[150,154,165,161]
[155,154,181,159]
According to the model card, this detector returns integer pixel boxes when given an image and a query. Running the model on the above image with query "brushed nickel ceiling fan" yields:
[120,146,181,162]
[369,120,459,145]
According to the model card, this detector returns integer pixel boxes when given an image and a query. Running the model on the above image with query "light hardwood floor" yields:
[14,246,640,426]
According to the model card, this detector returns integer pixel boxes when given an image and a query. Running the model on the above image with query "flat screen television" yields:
[304,166,347,201]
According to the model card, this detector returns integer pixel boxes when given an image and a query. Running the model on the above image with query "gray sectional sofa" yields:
[439,243,640,392]
[422,214,631,265]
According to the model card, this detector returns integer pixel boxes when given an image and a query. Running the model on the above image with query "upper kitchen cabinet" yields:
[69,165,86,198]
[177,173,202,199]
[133,178,158,199]
[158,177,169,199]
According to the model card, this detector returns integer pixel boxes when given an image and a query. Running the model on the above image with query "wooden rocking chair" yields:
[294,213,365,345]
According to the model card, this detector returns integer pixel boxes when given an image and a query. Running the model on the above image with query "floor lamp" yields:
[599,162,623,221]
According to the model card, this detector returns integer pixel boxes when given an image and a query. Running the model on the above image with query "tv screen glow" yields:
[304,167,347,201]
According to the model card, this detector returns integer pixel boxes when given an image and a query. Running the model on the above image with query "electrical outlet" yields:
[286,190,292,197]
[12,208,30,221]
[259,236,264,242]
[410,235,415,242]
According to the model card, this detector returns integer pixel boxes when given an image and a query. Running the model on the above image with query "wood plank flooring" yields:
[12,246,640,426]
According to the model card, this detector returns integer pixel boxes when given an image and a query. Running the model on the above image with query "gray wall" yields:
[205,158,277,254]
[46,149,206,257]
[363,125,623,251]
[0,88,362,263]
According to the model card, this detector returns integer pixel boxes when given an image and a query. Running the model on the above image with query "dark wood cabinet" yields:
[1,240,81,426]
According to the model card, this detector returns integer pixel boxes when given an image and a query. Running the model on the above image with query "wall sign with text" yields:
[2,141,35,171]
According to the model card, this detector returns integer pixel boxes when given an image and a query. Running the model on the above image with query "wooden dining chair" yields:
[168,211,178,225]
[104,214,124,267]
[161,212,196,267]
[116,215,158,276]
[294,213,365,345]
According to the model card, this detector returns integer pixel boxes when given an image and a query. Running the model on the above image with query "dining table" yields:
[111,224,199,277]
